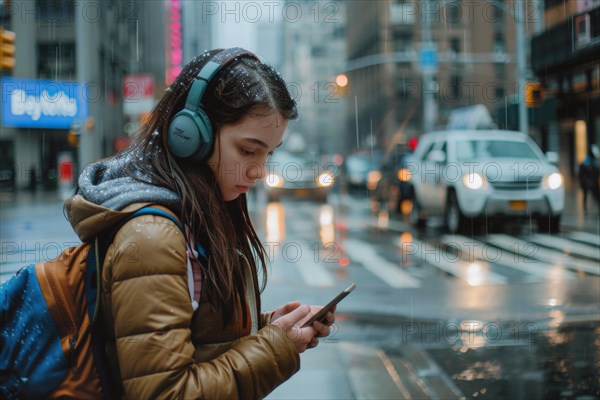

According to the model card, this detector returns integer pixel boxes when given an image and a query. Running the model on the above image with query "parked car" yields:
[344,150,384,193]
[407,130,565,233]
[264,150,335,202]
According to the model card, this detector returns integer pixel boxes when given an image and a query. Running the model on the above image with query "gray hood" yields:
[77,153,180,211]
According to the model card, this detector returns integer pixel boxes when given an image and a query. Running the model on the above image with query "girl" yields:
[65,48,335,399]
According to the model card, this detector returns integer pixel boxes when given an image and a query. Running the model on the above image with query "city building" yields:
[0,0,168,190]
[531,0,600,178]
[182,0,213,64]
[345,0,539,154]
[279,0,347,156]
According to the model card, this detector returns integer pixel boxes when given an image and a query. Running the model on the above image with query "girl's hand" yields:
[271,304,317,353]
[270,301,302,322]
[301,305,336,348]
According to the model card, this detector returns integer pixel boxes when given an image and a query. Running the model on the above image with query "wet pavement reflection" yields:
[340,312,599,400]
[428,321,599,399]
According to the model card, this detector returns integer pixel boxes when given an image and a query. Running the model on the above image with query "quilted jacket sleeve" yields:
[106,215,300,400]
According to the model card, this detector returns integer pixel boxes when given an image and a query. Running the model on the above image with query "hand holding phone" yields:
[302,283,356,328]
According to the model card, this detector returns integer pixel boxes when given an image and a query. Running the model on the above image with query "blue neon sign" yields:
[1,78,88,129]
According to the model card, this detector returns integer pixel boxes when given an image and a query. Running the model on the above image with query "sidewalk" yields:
[560,182,599,234]
[266,341,464,400]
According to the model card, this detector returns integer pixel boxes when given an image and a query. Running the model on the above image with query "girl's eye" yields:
[241,148,255,156]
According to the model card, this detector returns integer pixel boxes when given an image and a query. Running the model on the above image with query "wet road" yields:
[1,188,599,399]
[250,189,599,399]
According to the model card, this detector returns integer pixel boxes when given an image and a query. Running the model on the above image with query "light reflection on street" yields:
[319,204,335,244]
[465,262,485,286]
[265,202,285,242]
[377,209,389,229]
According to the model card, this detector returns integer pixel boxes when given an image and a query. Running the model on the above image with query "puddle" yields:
[426,321,599,399]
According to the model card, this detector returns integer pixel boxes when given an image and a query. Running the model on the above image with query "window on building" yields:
[391,0,416,24]
[493,31,505,53]
[311,46,327,57]
[393,31,413,53]
[496,86,504,99]
[445,0,462,25]
[36,0,75,23]
[450,74,462,100]
[333,26,345,39]
[490,0,504,23]
[38,43,76,80]
[450,37,461,53]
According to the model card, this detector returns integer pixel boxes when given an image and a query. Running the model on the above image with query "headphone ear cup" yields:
[168,109,202,159]
[193,108,214,160]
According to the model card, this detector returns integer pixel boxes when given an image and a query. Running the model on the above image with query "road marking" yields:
[396,238,507,286]
[294,241,335,287]
[344,238,420,288]
[530,234,600,261]
[487,234,600,276]
[564,231,600,248]
[441,234,576,281]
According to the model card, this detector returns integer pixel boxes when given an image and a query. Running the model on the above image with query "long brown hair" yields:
[125,49,298,324]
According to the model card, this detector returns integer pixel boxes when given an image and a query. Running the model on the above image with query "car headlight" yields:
[318,173,334,187]
[266,174,283,188]
[463,173,487,190]
[544,172,563,190]
[397,168,411,182]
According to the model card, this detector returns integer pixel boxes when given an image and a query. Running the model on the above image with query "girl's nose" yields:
[246,163,266,181]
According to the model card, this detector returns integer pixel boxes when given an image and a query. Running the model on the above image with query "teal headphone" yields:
[167,48,259,161]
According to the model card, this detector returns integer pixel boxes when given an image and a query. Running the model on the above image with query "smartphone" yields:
[301,283,356,328]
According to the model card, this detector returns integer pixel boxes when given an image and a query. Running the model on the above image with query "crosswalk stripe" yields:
[487,234,600,276]
[293,241,335,287]
[344,238,420,288]
[564,231,600,248]
[397,238,507,286]
[530,234,600,261]
[295,260,335,287]
[441,235,576,281]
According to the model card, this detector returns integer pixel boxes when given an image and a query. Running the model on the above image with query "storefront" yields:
[0,77,87,191]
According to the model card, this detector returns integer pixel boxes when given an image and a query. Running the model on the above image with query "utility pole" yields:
[76,0,102,169]
[421,0,437,134]
[515,0,528,135]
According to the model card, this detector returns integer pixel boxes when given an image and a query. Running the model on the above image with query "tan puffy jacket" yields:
[65,196,300,399]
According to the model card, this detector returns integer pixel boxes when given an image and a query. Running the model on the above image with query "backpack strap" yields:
[84,206,205,400]
[85,206,182,325]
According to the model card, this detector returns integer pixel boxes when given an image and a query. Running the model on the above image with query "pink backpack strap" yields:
[185,226,202,310]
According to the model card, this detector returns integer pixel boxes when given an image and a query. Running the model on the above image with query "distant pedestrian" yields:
[578,144,600,209]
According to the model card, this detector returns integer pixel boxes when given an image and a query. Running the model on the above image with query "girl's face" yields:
[207,109,287,201]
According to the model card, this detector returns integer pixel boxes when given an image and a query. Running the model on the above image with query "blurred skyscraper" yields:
[280,0,347,155]
[0,0,169,190]
[530,0,600,179]
[345,0,535,153]
[182,0,213,63]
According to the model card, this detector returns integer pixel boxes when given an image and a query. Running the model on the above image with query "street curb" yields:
[336,341,465,400]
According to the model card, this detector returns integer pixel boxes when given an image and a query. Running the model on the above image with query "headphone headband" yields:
[185,48,259,111]
[186,48,259,110]
[167,48,260,161]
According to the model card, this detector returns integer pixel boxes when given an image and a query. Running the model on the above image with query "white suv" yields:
[408,130,565,233]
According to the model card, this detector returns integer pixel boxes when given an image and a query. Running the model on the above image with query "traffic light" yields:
[525,82,543,108]
[0,28,16,71]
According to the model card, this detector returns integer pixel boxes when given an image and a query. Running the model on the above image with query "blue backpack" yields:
[0,206,186,399]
